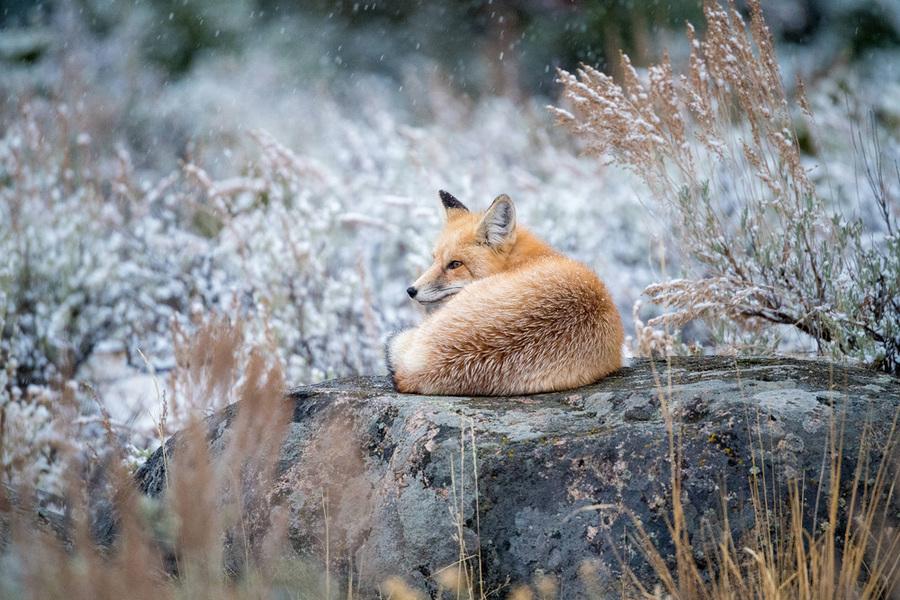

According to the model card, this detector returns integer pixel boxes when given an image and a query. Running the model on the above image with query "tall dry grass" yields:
[552,0,900,373]
[0,317,309,599]
[613,356,900,600]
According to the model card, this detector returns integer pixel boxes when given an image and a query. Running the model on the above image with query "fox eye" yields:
[446,260,463,270]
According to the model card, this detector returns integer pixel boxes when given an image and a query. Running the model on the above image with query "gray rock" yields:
[134,357,900,597]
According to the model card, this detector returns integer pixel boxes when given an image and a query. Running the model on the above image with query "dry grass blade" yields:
[612,358,900,600]
[1,318,302,599]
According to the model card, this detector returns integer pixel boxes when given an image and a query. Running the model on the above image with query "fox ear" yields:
[439,190,469,217]
[477,194,516,247]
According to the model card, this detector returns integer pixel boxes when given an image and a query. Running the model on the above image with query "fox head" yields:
[406,190,517,310]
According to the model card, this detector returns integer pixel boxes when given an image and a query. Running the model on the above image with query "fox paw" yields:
[385,329,420,392]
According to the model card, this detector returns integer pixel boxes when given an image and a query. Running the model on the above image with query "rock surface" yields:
[135,357,900,597]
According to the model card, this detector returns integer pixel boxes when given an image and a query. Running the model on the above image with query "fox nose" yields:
[406,286,418,298]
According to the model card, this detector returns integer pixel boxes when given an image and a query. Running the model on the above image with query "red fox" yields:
[386,191,624,396]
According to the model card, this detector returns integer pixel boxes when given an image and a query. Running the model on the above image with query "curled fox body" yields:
[386,191,624,396]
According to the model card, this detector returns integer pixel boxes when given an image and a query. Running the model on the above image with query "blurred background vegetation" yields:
[3,0,898,97]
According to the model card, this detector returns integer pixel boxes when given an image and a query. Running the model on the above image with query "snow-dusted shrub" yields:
[0,381,73,494]
[184,131,385,383]
[0,102,206,386]
[553,0,900,373]
[0,100,232,485]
